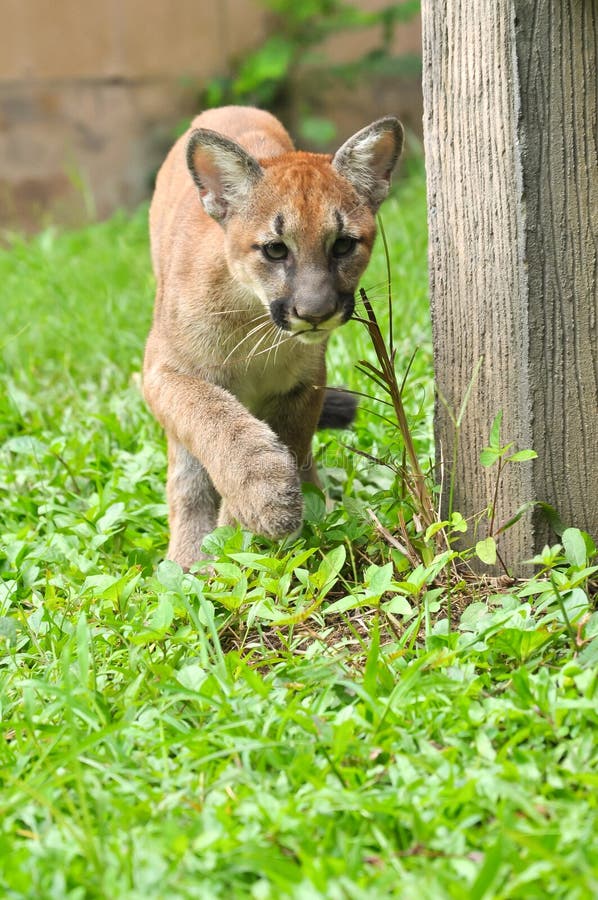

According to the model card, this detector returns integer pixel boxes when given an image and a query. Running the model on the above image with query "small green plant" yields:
[522,527,598,649]
[475,409,538,570]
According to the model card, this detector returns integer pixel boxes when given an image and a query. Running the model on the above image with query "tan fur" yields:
[143,106,403,568]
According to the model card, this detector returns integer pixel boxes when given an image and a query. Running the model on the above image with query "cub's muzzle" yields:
[269,292,355,332]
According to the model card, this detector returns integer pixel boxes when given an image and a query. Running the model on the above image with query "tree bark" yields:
[422,0,598,570]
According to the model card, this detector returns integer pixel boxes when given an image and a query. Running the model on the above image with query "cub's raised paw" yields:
[219,450,303,539]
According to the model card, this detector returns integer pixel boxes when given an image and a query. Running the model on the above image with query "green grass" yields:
[1,166,597,899]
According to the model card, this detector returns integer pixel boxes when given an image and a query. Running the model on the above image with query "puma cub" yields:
[143,106,403,568]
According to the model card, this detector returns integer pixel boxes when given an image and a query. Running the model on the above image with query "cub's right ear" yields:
[186,129,263,223]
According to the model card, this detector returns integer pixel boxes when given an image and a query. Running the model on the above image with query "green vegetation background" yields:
[1,164,597,898]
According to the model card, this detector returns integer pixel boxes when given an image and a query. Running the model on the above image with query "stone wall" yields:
[0,0,422,231]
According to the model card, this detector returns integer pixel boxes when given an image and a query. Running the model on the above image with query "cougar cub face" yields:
[224,159,378,343]
[187,117,403,343]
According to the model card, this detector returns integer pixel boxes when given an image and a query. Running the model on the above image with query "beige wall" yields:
[1,0,267,81]
[0,0,422,231]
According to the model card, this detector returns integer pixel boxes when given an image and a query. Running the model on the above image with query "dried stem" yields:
[358,287,437,535]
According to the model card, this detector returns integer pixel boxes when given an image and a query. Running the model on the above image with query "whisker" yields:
[270,329,285,369]
[226,312,271,344]
[221,318,272,365]
[355,291,391,305]
[245,324,278,370]
[361,279,392,294]
[262,325,286,370]
[362,288,392,297]
[256,337,286,363]
[250,331,298,359]
[233,315,271,338]
[202,308,257,316]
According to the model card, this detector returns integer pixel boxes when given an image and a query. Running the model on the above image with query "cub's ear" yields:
[332,117,404,212]
[186,129,263,222]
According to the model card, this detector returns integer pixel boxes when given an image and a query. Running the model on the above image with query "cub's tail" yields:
[317,388,358,430]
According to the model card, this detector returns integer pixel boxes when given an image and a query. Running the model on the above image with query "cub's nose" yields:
[292,298,337,325]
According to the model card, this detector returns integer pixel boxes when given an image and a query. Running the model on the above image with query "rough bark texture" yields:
[422,0,598,570]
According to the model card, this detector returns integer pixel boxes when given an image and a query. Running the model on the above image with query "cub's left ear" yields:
[332,117,404,212]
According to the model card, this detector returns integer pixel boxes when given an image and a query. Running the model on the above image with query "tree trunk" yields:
[421,0,598,571]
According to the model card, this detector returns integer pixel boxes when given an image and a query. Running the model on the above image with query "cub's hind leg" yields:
[166,439,220,569]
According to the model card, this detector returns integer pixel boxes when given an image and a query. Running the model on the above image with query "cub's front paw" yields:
[220,449,303,539]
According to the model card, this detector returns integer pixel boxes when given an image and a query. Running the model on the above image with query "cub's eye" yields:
[331,236,357,258]
[262,242,289,261]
